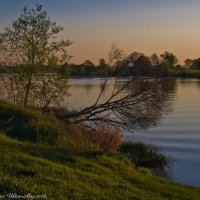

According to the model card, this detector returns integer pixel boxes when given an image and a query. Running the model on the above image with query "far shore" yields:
[69,73,200,79]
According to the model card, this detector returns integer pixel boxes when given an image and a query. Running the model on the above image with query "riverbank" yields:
[1,133,200,199]
[163,70,200,78]
[69,72,200,79]
[1,65,200,79]
[0,102,200,199]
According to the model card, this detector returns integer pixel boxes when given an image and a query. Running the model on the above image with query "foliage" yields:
[160,52,178,67]
[119,142,171,170]
[132,55,153,75]
[70,123,122,152]
[185,58,200,70]
[113,51,184,76]
[64,61,97,76]
[32,73,69,110]
[98,58,108,68]
[0,5,72,108]
[150,53,160,66]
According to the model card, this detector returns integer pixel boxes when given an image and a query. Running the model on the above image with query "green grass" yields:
[0,133,200,199]
[0,101,73,146]
[0,101,200,199]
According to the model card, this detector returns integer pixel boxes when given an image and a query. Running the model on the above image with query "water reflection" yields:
[66,78,176,132]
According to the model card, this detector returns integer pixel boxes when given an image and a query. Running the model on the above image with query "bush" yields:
[119,142,171,171]
[70,123,122,152]
[90,124,122,152]
[69,124,93,151]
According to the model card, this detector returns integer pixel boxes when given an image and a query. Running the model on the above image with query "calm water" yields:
[66,78,200,187]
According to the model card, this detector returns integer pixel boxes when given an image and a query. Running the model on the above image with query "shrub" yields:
[119,142,171,171]
[69,124,92,151]
[70,123,122,152]
[90,123,122,152]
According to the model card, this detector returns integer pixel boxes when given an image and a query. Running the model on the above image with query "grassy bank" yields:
[0,102,200,199]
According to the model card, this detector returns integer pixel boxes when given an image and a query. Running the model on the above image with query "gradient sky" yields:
[0,0,200,64]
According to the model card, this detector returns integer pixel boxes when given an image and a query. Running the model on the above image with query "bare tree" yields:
[58,78,173,131]
[94,43,125,106]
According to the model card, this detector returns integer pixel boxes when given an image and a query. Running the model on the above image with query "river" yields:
[66,78,200,187]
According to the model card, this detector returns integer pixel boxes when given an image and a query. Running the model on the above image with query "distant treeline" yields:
[59,51,200,77]
[1,51,200,77]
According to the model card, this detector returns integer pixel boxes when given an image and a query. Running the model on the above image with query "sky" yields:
[0,0,200,64]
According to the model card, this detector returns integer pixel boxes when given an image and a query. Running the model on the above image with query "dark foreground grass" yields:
[0,133,200,200]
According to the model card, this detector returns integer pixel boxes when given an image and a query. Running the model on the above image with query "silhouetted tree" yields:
[184,59,194,68]
[79,60,96,75]
[185,58,200,70]
[160,52,178,67]
[150,53,160,66]
[99,58,107,67]
[133,55,153,75]
[115,52,154,76]
[127,52,144,66]
[192,59,200,70]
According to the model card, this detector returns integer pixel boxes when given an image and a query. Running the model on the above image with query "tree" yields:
[96,58,108,75]
[98,58,107,68]
[116,52,154,76]
[150,53,160,66]
[82,60,95,67]
[192,58,200,70]
[127,52,144,66]
[184,59,194,68]
[81,60,96,75]
[133,55,152,75]
[184,58,200,70]
[58,46,173,132]
[98,58,108,73]
[58,78,173,131]
[160,52,178,67]
[0,5,72,108]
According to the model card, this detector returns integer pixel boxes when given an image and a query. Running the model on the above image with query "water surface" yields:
[67,78,200,187]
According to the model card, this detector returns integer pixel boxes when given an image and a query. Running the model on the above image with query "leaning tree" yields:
[58,45,175,132]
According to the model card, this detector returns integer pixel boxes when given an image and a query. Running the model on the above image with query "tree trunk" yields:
[23,75,32,107]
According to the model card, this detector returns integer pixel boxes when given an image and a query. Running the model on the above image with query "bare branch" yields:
[58,77,175,132]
